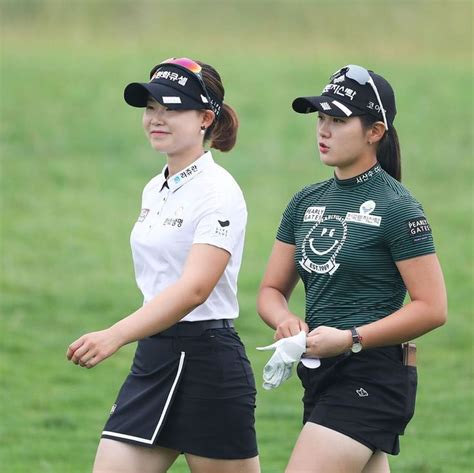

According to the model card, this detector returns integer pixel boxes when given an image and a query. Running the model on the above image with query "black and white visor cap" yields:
[292,67,396,126]
[124,64,211,110]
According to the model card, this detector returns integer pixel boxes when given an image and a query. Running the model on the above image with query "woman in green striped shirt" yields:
[257,65,447,473]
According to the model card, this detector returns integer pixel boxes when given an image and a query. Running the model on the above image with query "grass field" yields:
[1,1,473,472]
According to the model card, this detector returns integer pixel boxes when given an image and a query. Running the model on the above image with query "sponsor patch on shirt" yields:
[163,218,183,227]
[345,212,382,227]
[304,206,326,222]
[406,217,432,243]
[345,200,382,227]
[137,208,150,222]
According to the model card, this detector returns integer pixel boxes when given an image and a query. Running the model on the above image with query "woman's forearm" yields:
[357,299,447,349]
[111,280,206,346]
[257,286,302,330]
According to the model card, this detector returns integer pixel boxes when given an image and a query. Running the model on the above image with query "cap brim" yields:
[292,95,366,118]
[124,82,206,109]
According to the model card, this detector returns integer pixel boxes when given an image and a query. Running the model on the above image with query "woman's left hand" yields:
[66,327,123,369]
[305,326,352,358]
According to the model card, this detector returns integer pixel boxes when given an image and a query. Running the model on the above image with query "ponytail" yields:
[360,115,401,181]
[208,103,239,152]
[198,61,239,153]
[377,126,401,182]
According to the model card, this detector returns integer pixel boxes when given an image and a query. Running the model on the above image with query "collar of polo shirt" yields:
[159,151,214,192]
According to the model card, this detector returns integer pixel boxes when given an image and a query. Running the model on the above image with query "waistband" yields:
[157,319,235,337]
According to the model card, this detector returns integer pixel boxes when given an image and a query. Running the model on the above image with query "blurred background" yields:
[1,1,472,471]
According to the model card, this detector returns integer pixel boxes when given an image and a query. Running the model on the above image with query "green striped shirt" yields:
[277,163,435,330]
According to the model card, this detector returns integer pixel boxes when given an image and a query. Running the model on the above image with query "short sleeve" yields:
[193,190,247,255]
[276,192,299,245]
[384,195,436,261]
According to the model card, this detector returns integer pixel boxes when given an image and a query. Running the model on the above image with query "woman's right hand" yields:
[274,315,309,341]
[66,326,124,369]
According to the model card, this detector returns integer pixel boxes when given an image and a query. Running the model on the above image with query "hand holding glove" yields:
[257,331,307,390]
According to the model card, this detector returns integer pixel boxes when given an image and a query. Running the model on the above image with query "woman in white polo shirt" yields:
[67,58,259,473]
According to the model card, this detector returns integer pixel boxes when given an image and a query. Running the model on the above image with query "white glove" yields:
[257,331,307,390]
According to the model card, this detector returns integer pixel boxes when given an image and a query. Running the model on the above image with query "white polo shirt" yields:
[130,151,247,322]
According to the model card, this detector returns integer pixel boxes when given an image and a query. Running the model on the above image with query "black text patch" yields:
[406,217,432,243]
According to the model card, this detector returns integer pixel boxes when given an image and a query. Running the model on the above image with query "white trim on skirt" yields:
[102,351,186,445]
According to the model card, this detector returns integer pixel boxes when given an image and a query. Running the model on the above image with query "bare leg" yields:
[185,453,260,473]
[362,450,390,473]
[285,423,374,473]
[93,438,180,473]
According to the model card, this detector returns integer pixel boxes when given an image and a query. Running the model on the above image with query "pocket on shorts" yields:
[404,366,418,422]
[297,362,310,389]
[214,331,256,391]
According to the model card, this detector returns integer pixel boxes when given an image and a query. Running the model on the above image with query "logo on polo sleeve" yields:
[406,217,432,243]
[215,219,230,237]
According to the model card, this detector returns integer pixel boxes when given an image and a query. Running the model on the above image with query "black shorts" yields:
[102,322,258,460]
[297,345,417,455]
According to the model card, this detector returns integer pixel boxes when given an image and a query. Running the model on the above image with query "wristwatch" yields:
[350,327,363,353]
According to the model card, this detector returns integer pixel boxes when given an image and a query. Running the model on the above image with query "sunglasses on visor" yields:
[331,64,388,130]
[149,57,219,116]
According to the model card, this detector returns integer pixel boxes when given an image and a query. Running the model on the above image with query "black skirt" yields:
[102,323,258,460]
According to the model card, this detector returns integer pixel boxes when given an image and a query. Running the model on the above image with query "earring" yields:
[368,140,372,145]
[200,126,206,135]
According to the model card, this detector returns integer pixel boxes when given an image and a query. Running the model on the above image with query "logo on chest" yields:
[303,206,326,222]
[137,208,150,223]
[163,206,185,228]
[345,200,382,227]
[299,199,380,275]
[300,215,348,275]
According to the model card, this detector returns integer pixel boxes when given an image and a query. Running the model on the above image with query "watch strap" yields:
[350,327,362,344]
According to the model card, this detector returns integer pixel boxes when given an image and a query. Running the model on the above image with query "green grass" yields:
[1,1,473,472]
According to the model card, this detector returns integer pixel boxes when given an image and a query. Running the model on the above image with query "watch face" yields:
[351,342,363,353]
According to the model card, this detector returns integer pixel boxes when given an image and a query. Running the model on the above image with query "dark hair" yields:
[197,61,239,153]
[360,114,401,181]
